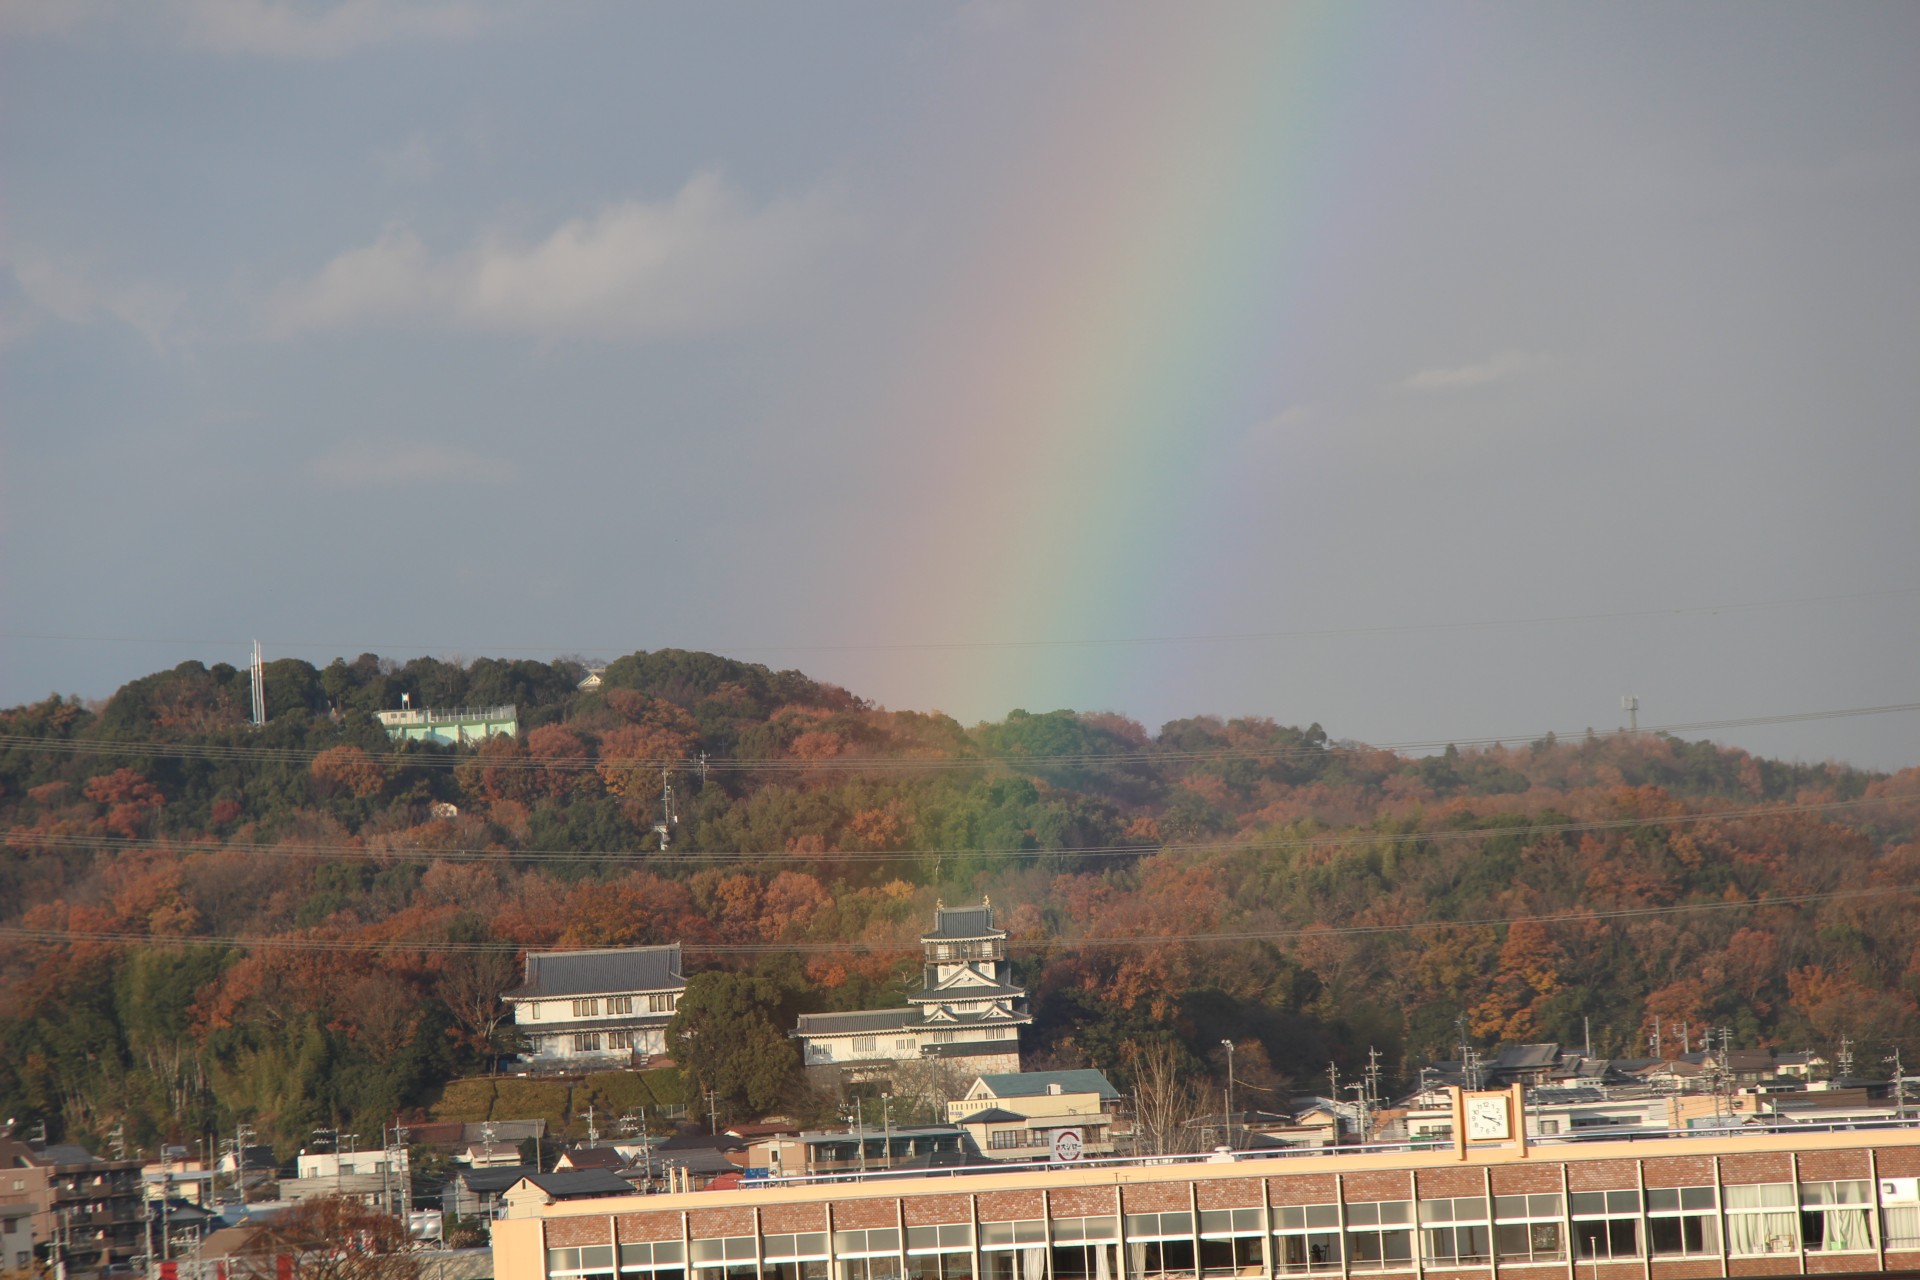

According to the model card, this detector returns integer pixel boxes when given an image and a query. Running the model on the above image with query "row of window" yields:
[986,1128,1109,1151]
[526,993,677,1021]
[550,1184,1916,1280]
[564,1031,646,1053]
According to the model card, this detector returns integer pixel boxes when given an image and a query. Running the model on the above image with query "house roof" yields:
[921,1041,1029,1059]
[506,945,685,1000]
[909,979,1028,1004]
[954,1107,1029,1125]
[556,1146,627,1170]
[514,1169,638,1199]
[794,1008,920,1036]
[974,1070,1120,1100]
[452,1164,538,1192]
[651,1146,741,1175]
[922,903,1003,942]
[1491,1043,1560,1071]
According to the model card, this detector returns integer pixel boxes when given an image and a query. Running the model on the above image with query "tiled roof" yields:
[506,940,687,997]
[506,945,684,1000]
[794,1008,919,1036]
[516,1169,638,1199]
[975,1070,1121,1101]
[453,1164,538,1192]
[922,904,1002,941]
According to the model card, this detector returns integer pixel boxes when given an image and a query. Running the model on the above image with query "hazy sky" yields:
[4,1,1917,769]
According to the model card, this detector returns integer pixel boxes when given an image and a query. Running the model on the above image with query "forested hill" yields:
[2,649,1916,1153]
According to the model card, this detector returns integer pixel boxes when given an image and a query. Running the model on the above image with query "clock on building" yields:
[1464,1093,1512,1140]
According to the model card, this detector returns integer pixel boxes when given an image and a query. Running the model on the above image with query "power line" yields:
[4,793,1912,867]
[0,885,1903,957]
[2,700,1917,775]
[5,584,1917,655]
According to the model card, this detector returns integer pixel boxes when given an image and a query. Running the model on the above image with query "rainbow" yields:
[866,7,1424,720]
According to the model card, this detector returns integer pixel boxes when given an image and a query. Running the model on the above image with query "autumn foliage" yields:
[1,649,1916,1155]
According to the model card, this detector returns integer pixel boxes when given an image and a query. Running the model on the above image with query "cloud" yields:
[307,440,515,489]
[0,0,483,57]
[2,254,189,350]
[265,173,851,341]
[1398,349,1547,393]
[177,0,482,58]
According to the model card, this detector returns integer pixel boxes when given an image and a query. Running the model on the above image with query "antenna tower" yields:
[250,640,267,726]
[1620,695,1639,733]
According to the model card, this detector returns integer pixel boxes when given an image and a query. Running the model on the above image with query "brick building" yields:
[490,1088,1920,1280]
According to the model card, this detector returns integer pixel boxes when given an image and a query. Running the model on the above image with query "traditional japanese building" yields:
[794,901,1031,1079]
[506,944,687,1069]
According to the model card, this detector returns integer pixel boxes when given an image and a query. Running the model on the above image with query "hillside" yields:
[1,648,1916,1152]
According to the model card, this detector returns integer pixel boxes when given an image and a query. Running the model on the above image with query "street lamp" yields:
[1221,1040,1236,1150]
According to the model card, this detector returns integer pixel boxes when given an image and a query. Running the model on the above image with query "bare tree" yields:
[241,1197,420,1280]
[436,948,519,1071]
[1122,1040,1212,1156]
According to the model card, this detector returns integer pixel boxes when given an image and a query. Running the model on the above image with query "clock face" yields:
[1465,1095,1511,1140]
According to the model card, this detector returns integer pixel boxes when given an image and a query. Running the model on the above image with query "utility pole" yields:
[1838,1036,1855,1081]
[1888,1048,1907,1121]
[881,1093,893,1170]
[1221,1040,1236,1150]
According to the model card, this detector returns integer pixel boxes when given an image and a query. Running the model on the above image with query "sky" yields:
[2,1,1918,770]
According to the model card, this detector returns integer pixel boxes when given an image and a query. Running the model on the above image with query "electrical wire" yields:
[2,701,1916,775]
[0,885,1903,956]
[3,793,1913,867]
[6,584,1917,655]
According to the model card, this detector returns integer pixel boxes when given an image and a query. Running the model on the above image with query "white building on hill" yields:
[504,944,686,1069]
[794,901,1030,1077]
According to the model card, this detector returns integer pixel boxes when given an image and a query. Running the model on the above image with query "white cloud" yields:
[0,0,483,57]
[1398,349,1547,393]
[266,172,851,341]
[3,254,189,350]
[307,440,515,489]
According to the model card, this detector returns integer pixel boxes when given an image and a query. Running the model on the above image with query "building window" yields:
[1493,1193,1565,1263]
[573,1032,603,1053]
[1724,1183,1799,1256]
[905,1225,974,1280]
[988,1131,1026,1151]
[1418,1197,1490,1265]
[609,1031,637,1051]
[979,1220,1046,1280]
[1126,1211,1196,1279]
[1050,1216,1118,1280]
[835,1228,903,1280]
[691,1236,758,1280]
[853,1036,879,1055]
[550,1246,617,1280]
[1883,1202,1920,1251]
[1341,1201,1413,1272]
[651,993,677,1013]
[896,1039,917,1053]
[1571,1189,1641,1260]
[573,998,601,1018]
[1197,1208,1265,1277]
[530,1003,541,1020]
[609,995,635,1015]
[620,1241,685,1279]
[1647,1187,1717,1257]
[763,1233,830,1280]
[1801,1180,1874,1253]
[1273,1203,1342,1274]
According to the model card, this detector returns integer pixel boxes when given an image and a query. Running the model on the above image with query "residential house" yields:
[505,944,687,1069]
[947,1069,1123,1161]
[0,1138,146,1276]
[794,901,1030,1078]
[280,1147,410,1210]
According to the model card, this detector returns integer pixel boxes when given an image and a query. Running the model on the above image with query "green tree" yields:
[668,972,800,1121]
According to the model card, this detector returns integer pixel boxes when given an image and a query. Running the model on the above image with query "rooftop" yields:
[921,903,1004,942]
[974,1070,1121,1101]
[506,944,685,1000]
